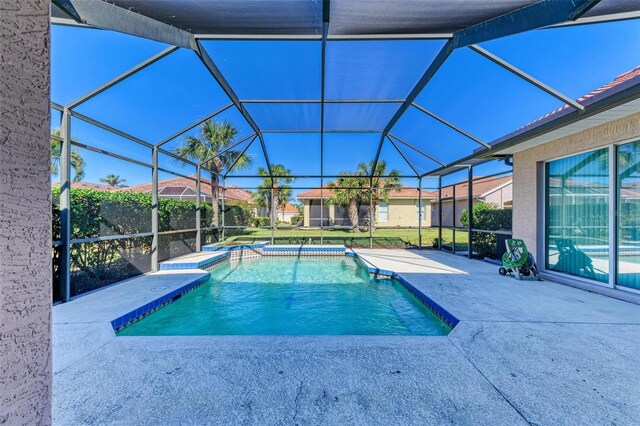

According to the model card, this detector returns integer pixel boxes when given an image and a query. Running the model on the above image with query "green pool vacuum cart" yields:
[499,239,541,280]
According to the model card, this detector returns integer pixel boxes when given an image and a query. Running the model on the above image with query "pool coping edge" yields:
[112,246,459,333]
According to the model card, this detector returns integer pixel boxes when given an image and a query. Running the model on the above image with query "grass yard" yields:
[224,227,469,249]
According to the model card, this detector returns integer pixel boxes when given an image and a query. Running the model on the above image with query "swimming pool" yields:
[118,256,451,336]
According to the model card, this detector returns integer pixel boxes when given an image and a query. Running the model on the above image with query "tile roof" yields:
[120,176,254,202]
[297,185,435,200]
[431,175,512,200]
[277,203,299,213]
[53,181,114,191]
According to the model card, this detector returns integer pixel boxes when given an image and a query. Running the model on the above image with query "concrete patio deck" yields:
[53,249,640,425]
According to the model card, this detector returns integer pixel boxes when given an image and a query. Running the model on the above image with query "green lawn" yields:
[224,227,469,249]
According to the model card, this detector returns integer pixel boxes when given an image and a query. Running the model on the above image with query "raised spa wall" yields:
[203,243,347,260]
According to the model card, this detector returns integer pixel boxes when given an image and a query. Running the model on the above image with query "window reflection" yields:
[545,148,609,283]
[617,141,640,290]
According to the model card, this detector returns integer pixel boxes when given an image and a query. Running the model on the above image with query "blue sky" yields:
[51,19,640,196]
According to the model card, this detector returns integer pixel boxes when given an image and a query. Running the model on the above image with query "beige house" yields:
[297,186,435,228]
[256,203,300,224]
[486,66,640,293]
[430,175,513,227]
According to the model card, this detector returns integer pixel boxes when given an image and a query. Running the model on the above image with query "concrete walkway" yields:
[53,250,640,425]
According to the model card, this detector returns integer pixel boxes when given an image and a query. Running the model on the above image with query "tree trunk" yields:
[369,203,376,232]
[211,172,219,228]
[272,192,279,228]
[348,199,359,232]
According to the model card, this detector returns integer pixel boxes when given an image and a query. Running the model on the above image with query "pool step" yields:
[159,252,229,270]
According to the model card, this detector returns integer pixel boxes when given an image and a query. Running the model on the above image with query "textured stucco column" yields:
[0,0,52,424]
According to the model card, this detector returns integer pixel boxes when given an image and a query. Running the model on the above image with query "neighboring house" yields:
[297,186,435,227]
[256,203,300,224]
[52,181,113,191]
[430,175,513,227]
[483,65,640,292]
[124,176,253,205]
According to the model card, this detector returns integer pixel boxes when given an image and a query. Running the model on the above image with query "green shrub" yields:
[222,201,254,227]
[254,216,271,227]
[460,203,512,259]
[51,187,228,296]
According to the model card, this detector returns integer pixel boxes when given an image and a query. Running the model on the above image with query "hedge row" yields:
[51,187,254,299]
[52,187,255,237]
[460,203,513,259]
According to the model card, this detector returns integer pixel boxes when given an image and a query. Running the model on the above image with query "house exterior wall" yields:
[483,183,513,208]
[375,199,431,227]
[303,202,311,227]
[431,199,478,228]
[278,211,298,224]
[431,183,513,228]
[301,199,431,227]
[0,1,52,423]
[512,112,640,261]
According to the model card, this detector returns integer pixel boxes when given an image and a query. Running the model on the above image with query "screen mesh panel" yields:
[414,48,564,143]
[57,0,638,37]
[391,107,482,165]
[75,49,234,142]
[389,139,442,176]
[325,40,445,100]
[329,0,535,35]
[158,107,254,153]
[111,0,323,35]
[201,41,321,100]
[479,19,640,100]
[223,136,270,177]
[51,25,168,105]
[246,103,321,131]
[324,103,401,132]
[377,139,418,177]
[263,133,321,175]
[322,133,381,176]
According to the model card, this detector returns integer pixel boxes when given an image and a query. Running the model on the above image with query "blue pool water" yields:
[118,257,451,336]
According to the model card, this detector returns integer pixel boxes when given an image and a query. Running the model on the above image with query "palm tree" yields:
[100,174,127,188]
[174,120,251,227]
[253,164,295,227]
[327,174,368,232]
[51,129,85,182]
[360,160,402,230]
[326,161,401,232]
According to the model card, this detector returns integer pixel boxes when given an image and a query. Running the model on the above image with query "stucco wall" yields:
[484,183,513,208]
[0,0,52,424]
[302,203,309,226]
[513,112,640,260]
[376,199,431,227]
[431,199,478,227]
[302,199,431,227]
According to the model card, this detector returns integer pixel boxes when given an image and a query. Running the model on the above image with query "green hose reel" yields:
[499,239,540,280]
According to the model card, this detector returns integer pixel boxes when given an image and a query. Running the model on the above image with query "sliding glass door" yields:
[617,141,640,290]
[544,141,640,291]
[545,148,610,283]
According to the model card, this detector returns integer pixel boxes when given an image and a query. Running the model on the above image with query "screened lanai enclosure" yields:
[49,0,640,301]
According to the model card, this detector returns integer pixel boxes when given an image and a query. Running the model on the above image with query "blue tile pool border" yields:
[392,275,460,328]
[349,251,459,329]
[111,274,210,332]
[202,242,268,253]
